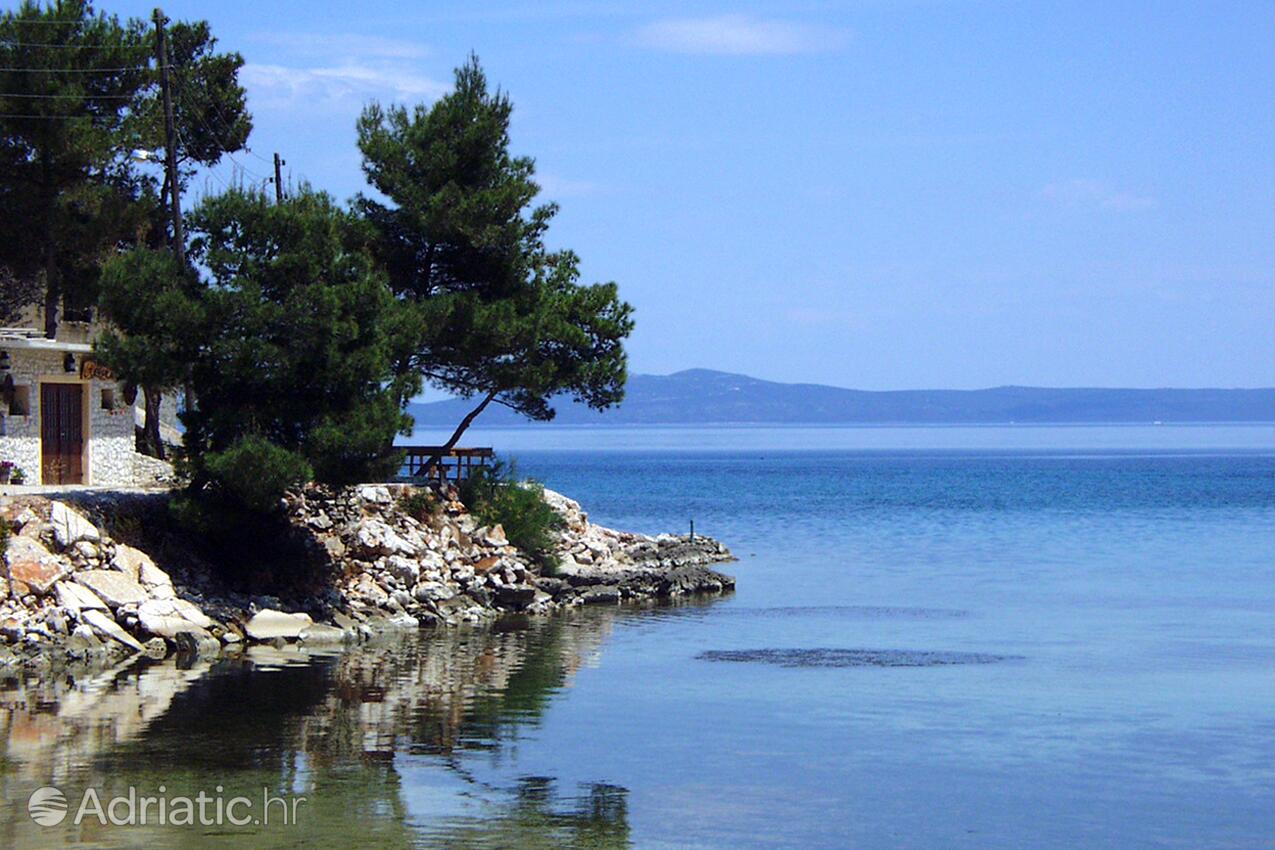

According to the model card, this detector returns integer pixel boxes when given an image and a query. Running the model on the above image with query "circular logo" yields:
[27,786,68,826]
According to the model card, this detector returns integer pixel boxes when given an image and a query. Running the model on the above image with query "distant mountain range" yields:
[407,369,1275,427]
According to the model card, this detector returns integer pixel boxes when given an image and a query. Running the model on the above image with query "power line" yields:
[0,111,96,119]
[0,18,110,24]
[242,146,274,165]
[0,65,140,72]
[0,91,134,99]
[174,85,268,183]
[0,41,130,49]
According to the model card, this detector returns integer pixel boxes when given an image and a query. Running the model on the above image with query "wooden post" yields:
[273,152,285,204]
[153,9,184,268]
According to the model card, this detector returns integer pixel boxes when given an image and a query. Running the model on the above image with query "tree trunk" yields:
[141,386,165,461]
[443,390,496,452]
[428,390,496,478]
[42,221,58,339]
[41,150,58,339]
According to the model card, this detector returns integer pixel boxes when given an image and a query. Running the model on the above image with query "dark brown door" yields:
[41,383,84,485]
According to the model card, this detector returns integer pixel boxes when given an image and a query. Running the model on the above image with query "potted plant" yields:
[0,461,12,485]
[10,466,25,485]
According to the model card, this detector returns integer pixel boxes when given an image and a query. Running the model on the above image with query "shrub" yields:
[0,516,11,559]
[202,435,313,514]
[459,460,564,570]
[399,487,440,523]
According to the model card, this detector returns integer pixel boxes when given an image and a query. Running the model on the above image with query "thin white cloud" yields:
[242,62,447,110]
[1041,179,1156,212]
[537,173,602,198]
[635,14,848,55]
[249,32,431,61]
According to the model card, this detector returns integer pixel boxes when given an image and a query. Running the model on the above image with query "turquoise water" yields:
[5,425,1275,848]
[502,431,1275,849]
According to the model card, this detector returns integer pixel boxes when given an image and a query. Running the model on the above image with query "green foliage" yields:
[459,460,565,570]
[0,265,42,326]
[0,3,250,335]
[99,186,416,514]
[356,56,634,441]
[96,247,197,389]
[201,435,312,514]
[0,517,11,559]
[0,1,153,331]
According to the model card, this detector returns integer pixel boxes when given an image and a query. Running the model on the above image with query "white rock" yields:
[49,502,100,549]
[138,598,214,630]
[298,624,346,643]
[74,570,148,608]
[55,581,108,613]
[81,608,143,651]
[354,519,417,557]
[110,544,152,582]
[385,555,420,583]
[138,612,210,641]
[138,559,173,588]
[244,608,314,641]
[413,582,454,603]
[358,485,392,504]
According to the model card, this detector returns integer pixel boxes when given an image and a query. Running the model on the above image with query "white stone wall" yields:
[0,348,141,486]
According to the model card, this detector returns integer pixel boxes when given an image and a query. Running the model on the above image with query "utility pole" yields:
[273,152,285,204]
[153,8,184,266]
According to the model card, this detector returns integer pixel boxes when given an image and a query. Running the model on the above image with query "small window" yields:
[100,387,115,410]
[9,385,29,417]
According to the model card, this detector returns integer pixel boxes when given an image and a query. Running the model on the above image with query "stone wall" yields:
[0,348,150,486]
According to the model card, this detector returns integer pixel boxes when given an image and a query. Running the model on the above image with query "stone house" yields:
[0,308,173,487]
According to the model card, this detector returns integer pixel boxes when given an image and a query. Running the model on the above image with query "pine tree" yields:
[356,56,634,451]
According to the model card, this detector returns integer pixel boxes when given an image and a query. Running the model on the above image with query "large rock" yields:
[138,611,212,642]
[55,580,108,613]
[385,555,420,583]
[110,544,151,582]
[138,598,213,630]
[81,608,143,652]
[357,485,392,505]
[49,502,100,549]
[74,570,148,608]
[4,536,70,595]
[484,524,508,547]
[298,624,347,644]
[244,608,313,641]
[413,581,454,603]
[494,584,537,609]
[353,519,417,558]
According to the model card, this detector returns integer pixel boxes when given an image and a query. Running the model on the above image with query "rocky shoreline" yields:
[0,484,734,670]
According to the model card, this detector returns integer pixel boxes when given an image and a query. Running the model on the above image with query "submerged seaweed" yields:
[696,648,1021,668]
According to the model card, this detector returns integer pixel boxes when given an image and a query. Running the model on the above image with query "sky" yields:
[96,0,1275,389]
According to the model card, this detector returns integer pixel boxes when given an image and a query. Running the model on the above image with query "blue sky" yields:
[102,1,1275,389]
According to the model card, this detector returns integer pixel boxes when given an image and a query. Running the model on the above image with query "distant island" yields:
[409,369,1275,426]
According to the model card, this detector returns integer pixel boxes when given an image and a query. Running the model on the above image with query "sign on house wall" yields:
[79,360,114,382]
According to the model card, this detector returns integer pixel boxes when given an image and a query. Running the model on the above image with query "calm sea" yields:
[4,424,1275,849]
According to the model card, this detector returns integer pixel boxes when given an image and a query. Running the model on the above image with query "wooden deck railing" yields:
[396,446,494,484]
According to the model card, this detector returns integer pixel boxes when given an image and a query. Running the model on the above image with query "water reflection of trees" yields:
[422,777,631,850]
[0,609,646,848]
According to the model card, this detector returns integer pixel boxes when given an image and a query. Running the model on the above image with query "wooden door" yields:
[41,383,84,485]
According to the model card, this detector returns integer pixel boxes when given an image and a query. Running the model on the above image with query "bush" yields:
[202,435,313,514]
[399,487,440,523]
[459,459,564,570]
[0,516,11,559]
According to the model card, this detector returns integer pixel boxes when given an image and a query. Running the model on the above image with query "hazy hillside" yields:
[408,369,1275,427]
